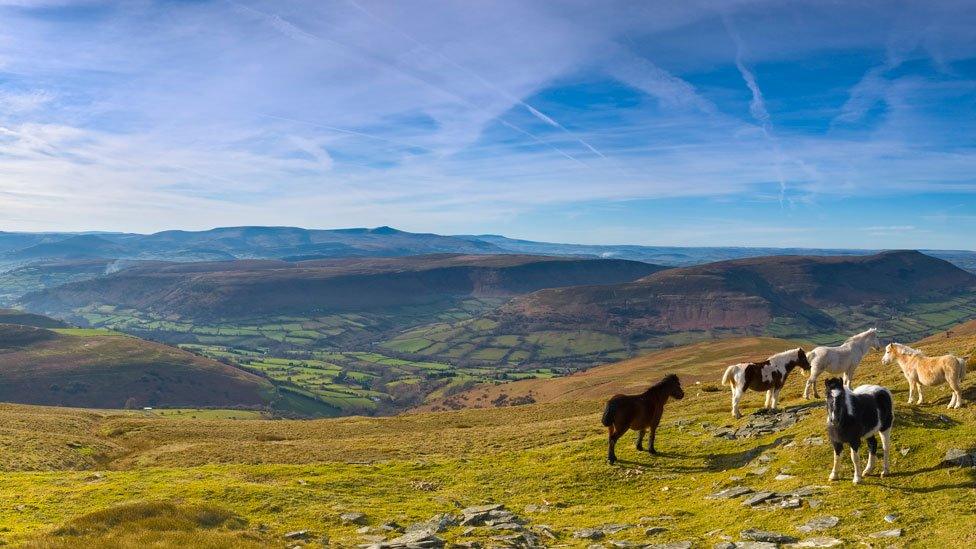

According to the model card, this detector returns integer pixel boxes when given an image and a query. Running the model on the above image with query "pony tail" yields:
[601,400,618,427]
[721,365,736,388]
[958,356,969,377]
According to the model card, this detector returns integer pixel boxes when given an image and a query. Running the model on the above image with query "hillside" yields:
[0,332,973,547]
[19,254,663,320]
[0,308,68,328]
[504,250,975,333]
[415,337,806,411]
[0,323,277,410]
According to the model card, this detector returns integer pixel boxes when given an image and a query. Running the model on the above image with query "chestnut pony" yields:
[601,374,684,464]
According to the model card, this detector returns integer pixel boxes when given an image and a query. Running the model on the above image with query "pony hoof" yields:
[881,470,889,478]
[828,473,838,482]
[852,477,861,485]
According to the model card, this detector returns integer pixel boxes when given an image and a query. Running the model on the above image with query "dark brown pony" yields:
[601,374,684,464]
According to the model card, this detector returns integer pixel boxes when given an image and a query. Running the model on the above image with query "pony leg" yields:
[842,370,852,388]
[635,429,646,451]
[906,380,914,404]
[915,386,923,405]
[764,390,771,409]
[879,429,891,477]
[731,388,744,419]
[648,425,658,455]
[829,442,843,481]
[771,387,781,410]
[849,443,862,484]
[863,437,877,476]
[803,370,816,399]
[607,427,622,465]
[947,375,963,409]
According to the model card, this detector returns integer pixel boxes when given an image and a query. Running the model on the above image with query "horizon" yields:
[2,224,975,253]
[1,1,975,248]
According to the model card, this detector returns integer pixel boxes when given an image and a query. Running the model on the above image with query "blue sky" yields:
[1,1,974,249]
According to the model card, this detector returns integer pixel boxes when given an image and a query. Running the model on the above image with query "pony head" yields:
[663,373,684,400]
[881,343,895,365]
[866,328,882,350]
[795,348,812,372]
[823,377,847,423]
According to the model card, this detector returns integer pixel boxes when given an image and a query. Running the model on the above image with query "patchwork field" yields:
[1,333,974,547]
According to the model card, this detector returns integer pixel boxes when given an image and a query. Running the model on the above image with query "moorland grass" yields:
[2,334,975,547]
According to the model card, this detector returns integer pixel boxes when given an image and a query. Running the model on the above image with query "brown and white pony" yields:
[882,342,968,408]
[601,374,684,464]
[722,348,810,418]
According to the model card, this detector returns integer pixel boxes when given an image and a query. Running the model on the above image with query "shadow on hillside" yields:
[895,407,960,429]
[882,446,976,493]
[703,436,794,471]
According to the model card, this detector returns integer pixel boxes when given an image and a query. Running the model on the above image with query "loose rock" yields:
[341,512,368,525]
[284,530,311,540]
[785,538,844,548]
[942,448,975,467]
[709,486,753,499]
[797,516,839,533]
[740,529,797,543]
[573,528,605,540]
[869,529,903,538]
[741,491,776,506]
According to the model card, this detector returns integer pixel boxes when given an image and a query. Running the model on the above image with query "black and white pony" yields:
[824,378,893,484]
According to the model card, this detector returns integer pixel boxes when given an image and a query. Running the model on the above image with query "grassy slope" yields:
[0,326,276,410]
[414,336,807,411]
[1,333,975,547]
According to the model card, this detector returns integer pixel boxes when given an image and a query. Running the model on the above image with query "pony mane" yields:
[648,373,679,392]
[846,327,877,344]
[892,342,924,356]
[767,347,800,362]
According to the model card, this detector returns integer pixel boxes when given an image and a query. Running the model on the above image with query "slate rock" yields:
[284,530,311,540]
[741,491,776,506]
[740,528,798,543]
[341,512,368,525]
[797,516,839,533]
[734,543,778,549]
[785,538,844,548]
[869,529,903,538]
[709,486,753,499]
[942,448,974,467]
[647,543,692,549]
[645,526,667,535]
[884,514,899,523]
[573,528,606,540]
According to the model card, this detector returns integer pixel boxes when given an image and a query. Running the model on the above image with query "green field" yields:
[2,334,975,548]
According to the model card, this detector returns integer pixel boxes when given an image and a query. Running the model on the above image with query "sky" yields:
[1,0,975,249]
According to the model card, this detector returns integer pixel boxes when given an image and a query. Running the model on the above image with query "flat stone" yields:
[341,512,368,525]
[807,499,822,509]
[647,543,692,549]
[709,486,753,499]
[381,531,446,548]
[797,516,839,533]
[884,514,899,523]
[774,474,795,481]
[741,491,776,506]
[734,543,778,549]
[407,514,458,534]
[284,530,311,540]
[869,529,903,538]
[804,436,825,446]
[462,504,505,516]
[789,486,820,497]
[899,447,910,456]
[573,528,605,540]
[780,498,802,509]
[523,504,550,513]
[785,538,844,548]
[740,529,797,543]
[645,526,667,535]
[601,524,632,534]
[942,448,974,467]
[714,543,736,549]
[609,541,641,548]
[749,466,770,476]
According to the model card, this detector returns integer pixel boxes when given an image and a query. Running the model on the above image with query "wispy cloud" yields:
[0,0,973,249]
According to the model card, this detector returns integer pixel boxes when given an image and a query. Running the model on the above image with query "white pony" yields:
[803,328,881,399]
[882,342,967,408]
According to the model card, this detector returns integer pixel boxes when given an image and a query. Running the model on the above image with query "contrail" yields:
[227,0,589,167]
[342,0,607,159]
[722,13,786,206]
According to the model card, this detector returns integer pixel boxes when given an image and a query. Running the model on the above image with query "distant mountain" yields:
[1,226,974,271]
[388,251,976,370]
[19,254,664,321]
[0,317,276,410]
[501,250,976,335]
